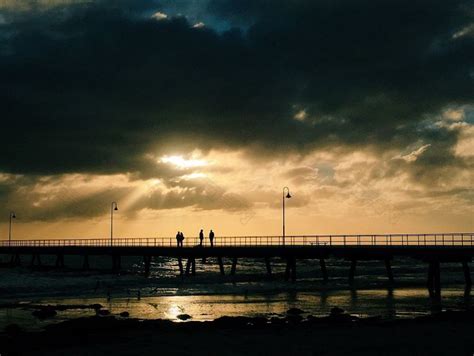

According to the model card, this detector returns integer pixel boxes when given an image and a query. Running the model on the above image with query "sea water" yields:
[0,255,471,330]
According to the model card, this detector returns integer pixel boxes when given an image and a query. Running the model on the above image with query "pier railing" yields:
[1,233,474,248]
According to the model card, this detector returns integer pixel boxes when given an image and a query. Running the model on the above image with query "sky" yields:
[0,0,473,239]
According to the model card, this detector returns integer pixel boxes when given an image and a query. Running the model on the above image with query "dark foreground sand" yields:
[2,310,474,355]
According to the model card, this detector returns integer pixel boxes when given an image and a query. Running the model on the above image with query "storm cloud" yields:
[0,0,472,176]
[0,0,472,231]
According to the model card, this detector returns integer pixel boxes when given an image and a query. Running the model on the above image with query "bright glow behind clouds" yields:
[160,155,208,169]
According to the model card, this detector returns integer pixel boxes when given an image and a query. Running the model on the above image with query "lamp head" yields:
[286,192,291,199]
[11,212,16,218]
[114,206,118,211]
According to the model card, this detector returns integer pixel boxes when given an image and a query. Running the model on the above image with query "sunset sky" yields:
[0,0,473,239]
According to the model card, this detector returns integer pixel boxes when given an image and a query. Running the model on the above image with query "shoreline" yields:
[2,309,474,355]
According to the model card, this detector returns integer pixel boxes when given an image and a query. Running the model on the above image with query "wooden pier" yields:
[1,233,473,298]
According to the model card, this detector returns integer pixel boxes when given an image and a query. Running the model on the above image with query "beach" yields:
[2,310,474,355]
[1,256,474,355]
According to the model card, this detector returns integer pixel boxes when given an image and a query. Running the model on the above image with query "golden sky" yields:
[0,1,473,239]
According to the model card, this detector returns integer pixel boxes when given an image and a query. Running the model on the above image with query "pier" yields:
[1,233,474,298]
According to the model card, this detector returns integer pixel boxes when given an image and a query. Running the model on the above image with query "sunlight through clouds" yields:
[160,155,208,169]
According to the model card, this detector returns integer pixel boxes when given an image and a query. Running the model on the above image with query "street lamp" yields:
[110,202,118,246]
[9,211,16,246]
[282,187,291,246]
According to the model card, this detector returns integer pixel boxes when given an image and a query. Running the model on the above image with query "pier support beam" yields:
[385,259,394,283]
[427,262,435,297]
[462,261,472,288]
[349,260,357,283]
[178,257,184,275]
[285,257,296,283]
[10,254,21,267]
[55,254,65,268]
[143,256,151,277]
[185,258,196,276]
[30,254,41,267]
[185,258,191,275]
[112,255,121,272]
[82,255,90,270]
[265,257,272,276]
[291,258,296,283]
[434,261,441,298]
[230,257,238,276]
[320,259,328,282]
[217,257,225,275]
[427,261,441,299]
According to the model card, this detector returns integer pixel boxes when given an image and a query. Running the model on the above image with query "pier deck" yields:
[1,233,473,298]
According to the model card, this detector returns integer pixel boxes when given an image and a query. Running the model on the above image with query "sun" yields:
[160,155,208,169]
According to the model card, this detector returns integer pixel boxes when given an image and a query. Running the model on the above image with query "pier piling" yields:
[427,261,441,299]
[265,257,272,276]
[143,255,151,277]
[285,258,291,281]
[385,259,394,283]
[319,258,328,282]
[55,254,65,268]
[349,260,357,283]
[427,262,435,297]
[462,261,472,288]
[291,257,296,283]
[83,255,90,270]
[30,254,41,267]
[217,257,225,275]
[185,257,192,275]
[433,261,441,298]
[112,255,121,271]
[230,257,237,276]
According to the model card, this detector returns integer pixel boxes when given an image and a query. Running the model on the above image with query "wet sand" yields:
[2,310,474,355]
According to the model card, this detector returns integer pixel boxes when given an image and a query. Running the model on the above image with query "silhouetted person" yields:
[209,229,215,247]
[179,232,185,247]
[199,229,204,246]
[176,231,181,247]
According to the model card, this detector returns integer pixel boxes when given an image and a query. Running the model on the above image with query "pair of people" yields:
[176,231,185,247]
[199,229,215,247]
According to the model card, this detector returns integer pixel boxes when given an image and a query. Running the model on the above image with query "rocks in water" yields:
[330,307,345,316]
[120,311,130,318]
[269,317,286,325]
[4,323,24,335]
[96,309,110,316]
[285,314,303,324]
[32,306,57,319]
[287,307,304,315]
[91,304,103,311]
[176,314,192,321]
[213,316,253,328]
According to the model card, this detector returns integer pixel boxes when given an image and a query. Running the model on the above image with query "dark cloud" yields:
[0,0,472,177]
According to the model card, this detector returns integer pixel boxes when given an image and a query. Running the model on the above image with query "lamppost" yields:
[110,202,118,246]
[282,187,291,246]
[9,211,16,246]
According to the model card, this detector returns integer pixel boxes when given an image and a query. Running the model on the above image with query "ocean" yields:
[0,255,471,330]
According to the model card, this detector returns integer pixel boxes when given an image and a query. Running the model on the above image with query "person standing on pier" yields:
[176,231,181,247]
[179,232,185,247]
[209,229,215,247]
[199,229,204,246]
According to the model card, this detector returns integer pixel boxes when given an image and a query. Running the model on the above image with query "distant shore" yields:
[2,309,474,355]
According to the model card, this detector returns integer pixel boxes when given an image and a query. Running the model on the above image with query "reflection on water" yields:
[0,256,472,330]
[0,286,472,331]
